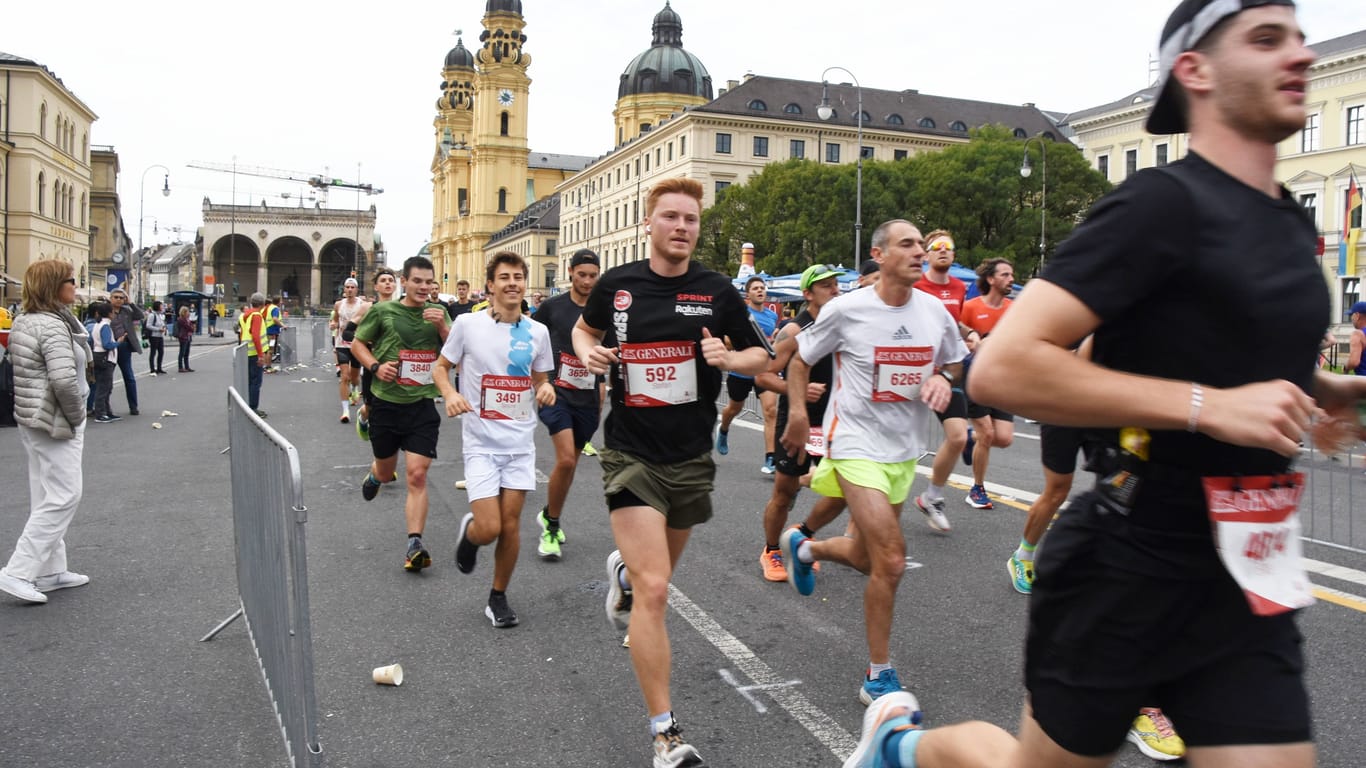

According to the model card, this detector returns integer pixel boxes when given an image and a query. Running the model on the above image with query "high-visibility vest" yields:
[238,309,265,355]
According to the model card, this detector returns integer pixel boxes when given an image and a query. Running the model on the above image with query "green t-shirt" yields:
[353,300,445,404]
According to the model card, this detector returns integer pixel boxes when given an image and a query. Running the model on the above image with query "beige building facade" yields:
[89,145,134,300]
[0,51,98,304]
[1063,29,1366,322]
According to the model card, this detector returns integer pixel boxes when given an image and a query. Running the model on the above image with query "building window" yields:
[37,172,44,215]
[526,179,536,205]
[886,114,904,126]
[616,168,622,184]
[753,136,769,157]
[547,238,557,256]
[680,135,687,156]
[645,153,651,172]
[1352,188,1365,229]
[1342,277,1361,322]
[458,188,468,214]
[1348,106,1364,146]
[668,143,673,162]
[860,146,874,160]
[748,99,768,111]
[826,143,841,163]
[635,159,641,176]
[498,188,508,213]
[1299,193,1317,228]
[784,103,802,115]
[790,139,805,159]
[1155,143,1169,166]
[1013,127,1028,138]
[716,132,732,154]
[1302,113,1321,152]
[656,148,661,166]
[39,104,46,138]
[500,111,509,136]
[950,120,968,132]
[715,181,731,195]
[1125,149,1138,177]
[618,126,624,145]
[641,123,652,133]
[1097,155,1110,180]
[894,149,908,161]
[918,117,935,129]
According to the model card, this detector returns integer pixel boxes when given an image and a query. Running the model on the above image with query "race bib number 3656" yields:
[1203,474,1314,616]
[872,346,934,402]
[620,341,697,407]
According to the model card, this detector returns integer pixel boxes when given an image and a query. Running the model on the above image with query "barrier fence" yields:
[201,386,322,768]
[722,376,1365,553]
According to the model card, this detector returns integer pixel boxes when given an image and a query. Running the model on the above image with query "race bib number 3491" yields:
[621,341,697,407]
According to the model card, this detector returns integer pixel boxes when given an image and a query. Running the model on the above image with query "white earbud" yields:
[645,225,652,233]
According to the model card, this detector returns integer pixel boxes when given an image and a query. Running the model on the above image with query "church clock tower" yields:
[430,35,476,294]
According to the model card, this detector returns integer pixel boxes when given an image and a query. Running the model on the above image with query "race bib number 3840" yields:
[620,341,697,407]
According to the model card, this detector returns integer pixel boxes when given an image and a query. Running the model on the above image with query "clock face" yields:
[498,89,515,106]
[111,252,125,264]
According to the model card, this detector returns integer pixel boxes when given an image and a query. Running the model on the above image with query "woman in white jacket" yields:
[0,259,93,604]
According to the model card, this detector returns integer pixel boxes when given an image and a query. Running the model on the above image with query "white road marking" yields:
[718,669,804,714]
[668,585,858,760]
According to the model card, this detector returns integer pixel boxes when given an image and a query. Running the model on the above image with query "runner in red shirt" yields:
[958,258,1015,510]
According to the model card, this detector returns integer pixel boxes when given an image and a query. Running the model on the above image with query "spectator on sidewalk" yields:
[175,307,195,372]
[145,301,168,375]
[108,289,143,416]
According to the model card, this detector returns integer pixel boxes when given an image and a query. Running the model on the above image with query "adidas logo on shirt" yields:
[892,326,913,340]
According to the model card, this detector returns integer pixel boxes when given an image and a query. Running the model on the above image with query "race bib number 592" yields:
[620,341,697,407]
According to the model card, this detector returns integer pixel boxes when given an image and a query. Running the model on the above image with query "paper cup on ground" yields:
[455,480,467,490]
[372,663,404,686]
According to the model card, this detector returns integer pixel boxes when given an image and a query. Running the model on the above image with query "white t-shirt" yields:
[334,297,366,348]
[439,309,553,454]
[796,287,967,462]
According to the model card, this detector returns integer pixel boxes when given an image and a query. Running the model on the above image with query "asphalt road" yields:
[2,337,1363,768]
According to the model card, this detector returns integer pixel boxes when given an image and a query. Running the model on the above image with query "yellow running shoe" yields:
[1127,708,1186,761]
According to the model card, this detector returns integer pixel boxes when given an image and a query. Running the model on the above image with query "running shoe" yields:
[716,429,729,455]
[356,416,370,442]
[454,512,479,574]
[404,538,431,572]
[652,720,704,768]
[538,507,566,544]
[360,471,392,502]
[339,411,350,424]
[760,548,786,582]
[962,426,975,466]
[760,456,775,475]
[779,528,815,596]
[843,691,924,768]
[485,592,519,628]
[1127,708,1186,761]
[581,441,598,456]
[1007,555,1035,595]
[915,492,951,532]
[604,549,632,630]
[859,668,906,706]
[966,484,994,509]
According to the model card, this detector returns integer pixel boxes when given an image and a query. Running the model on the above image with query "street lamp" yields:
[1020,136,1048,272]
[817,67,863,270]
[138,164,171,303]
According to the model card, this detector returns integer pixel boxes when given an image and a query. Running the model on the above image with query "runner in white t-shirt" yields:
[331,278,371,424]
[779,219,967,709]
[436,251,554,628]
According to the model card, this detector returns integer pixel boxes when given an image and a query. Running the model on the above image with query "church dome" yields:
[618,2,713,100]
[485,0,522,13]
[444,38,474,69]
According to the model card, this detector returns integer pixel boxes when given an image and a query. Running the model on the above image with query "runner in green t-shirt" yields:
[348,255,450,573]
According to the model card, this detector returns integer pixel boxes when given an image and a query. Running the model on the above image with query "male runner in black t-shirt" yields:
[531,249,603,560]
[965,3,1366,767]
[753,263,846,582]
[573,177,768,768]
[445,279,478,319]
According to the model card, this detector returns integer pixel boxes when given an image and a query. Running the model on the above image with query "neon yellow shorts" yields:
[810,457,919,505]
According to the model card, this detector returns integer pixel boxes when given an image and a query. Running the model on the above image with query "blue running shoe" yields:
[859,668,906,706]
[966,484,994,509]
[843,691,924,768]
[716,429,729,455]
[779,528,815,596]
[962,426,976,466]
[1007,554,1034,594]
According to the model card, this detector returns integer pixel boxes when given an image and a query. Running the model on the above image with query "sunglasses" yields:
[63,278,77,285]
[927,240,955,252]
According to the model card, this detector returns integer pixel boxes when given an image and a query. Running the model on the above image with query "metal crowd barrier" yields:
[1302,442,1364,554]
[201,386,323,768]
[232,343,249,396]
[310,318,330,361]
[277,326,299,367]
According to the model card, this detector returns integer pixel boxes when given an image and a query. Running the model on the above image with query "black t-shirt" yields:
[775,310,834,426]
[1043,151,1327,530]
[533,291,600,409]
[446,300,477,319]
[582,259,763,464]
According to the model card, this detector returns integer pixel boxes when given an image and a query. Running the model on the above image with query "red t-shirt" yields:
[913,275,969,322]
[960,296,1012,336]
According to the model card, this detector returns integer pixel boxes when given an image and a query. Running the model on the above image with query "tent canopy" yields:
[732,263,991,301]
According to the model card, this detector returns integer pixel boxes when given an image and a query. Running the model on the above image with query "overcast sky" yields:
[8,0,1365,265]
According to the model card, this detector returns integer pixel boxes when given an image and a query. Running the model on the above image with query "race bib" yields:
[872,346,934,402]
[555,352,595,390]
[1202,474,1314,616]
[805,426,826,458]
[621,341,697,407]
[480,374,533,421]
[397,350,437,386]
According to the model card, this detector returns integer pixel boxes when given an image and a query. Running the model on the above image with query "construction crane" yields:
[186,161,383,205]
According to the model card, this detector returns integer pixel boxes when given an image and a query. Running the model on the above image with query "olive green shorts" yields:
[599,447,716,529]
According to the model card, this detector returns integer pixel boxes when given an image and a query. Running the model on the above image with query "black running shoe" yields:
[454,512,479,573]
[404,538,431,572]
[485,592,519,628]
[361,472,382,501]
